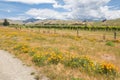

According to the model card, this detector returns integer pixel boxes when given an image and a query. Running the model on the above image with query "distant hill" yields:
[0,18,120,26]
[93,18,120,26]
[0,19,23,25]
[29,19,84,25]
[9,20,23,24]
[0,20,3,25]
[105,18,120,26]
[23,18,40,23]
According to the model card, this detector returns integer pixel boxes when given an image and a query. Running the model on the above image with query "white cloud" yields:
[4,0,56,4]
[53,0,120,20]
[6,0,120,20]
[100,6,120,19]
[7,10,11,13]
[8,16,27,20]
[26,8,68,20]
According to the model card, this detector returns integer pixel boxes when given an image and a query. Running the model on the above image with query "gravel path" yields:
[0,50,36,80]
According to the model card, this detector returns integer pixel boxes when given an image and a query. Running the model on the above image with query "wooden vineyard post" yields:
[114,31,117,40]
[77,28,79,37]
[103,34,106,41]
[20,26,22,30]
[54,28,56,34]
[39,28,40,33]
[43,30,45,33]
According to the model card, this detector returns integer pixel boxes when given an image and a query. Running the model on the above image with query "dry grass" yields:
[0,27,120,80]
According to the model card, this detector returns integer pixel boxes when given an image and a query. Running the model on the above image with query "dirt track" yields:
[0,50,35,80]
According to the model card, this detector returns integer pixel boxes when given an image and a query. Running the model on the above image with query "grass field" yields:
[0,27,120,80]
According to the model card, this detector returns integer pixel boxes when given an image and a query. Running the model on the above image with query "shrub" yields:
[106,41,115,46]
[32,54,47,66]
[28,48,37,56]
[65,56,95,71]
[97,62,118,76]
[78,56,95,71]
[13,43,29,53]
[47,52,64,64]
[65,57,81,68]
[3,19,10,26]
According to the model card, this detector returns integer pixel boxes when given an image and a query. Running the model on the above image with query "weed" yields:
[32,54,47,66]
[97,62,118,76]
[35,75,40,80]
[31,72,35,75]
[47,52,64,64]
[106,41,115,46]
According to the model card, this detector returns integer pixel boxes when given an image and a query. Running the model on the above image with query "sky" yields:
[0,0,120,20]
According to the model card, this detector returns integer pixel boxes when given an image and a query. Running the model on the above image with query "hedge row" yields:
[26,25,120,31]
[10,24,120,31]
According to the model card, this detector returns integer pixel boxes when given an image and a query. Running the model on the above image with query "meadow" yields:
[0,26,120,80]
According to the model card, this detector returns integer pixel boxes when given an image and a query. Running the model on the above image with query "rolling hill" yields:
[0,18,120,26]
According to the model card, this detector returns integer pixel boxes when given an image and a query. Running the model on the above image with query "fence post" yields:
[54,28,56,34]
[77,28,79,37]
[103,34,106,41]
[39,28,40,32]
[114,31,116,40]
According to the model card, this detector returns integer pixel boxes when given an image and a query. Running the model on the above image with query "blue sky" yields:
[0,0,120,20]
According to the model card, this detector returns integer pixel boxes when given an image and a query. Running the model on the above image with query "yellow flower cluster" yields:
[47,52,64,64]
[99,62,118,75]
[13,43,29,53]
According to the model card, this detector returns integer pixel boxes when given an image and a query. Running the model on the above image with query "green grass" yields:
[106,41,115,46]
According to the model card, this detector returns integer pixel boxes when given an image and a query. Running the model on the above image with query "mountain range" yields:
[0,18,120,26]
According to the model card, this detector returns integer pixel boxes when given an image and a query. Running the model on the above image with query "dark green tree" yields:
[3,19,10,26]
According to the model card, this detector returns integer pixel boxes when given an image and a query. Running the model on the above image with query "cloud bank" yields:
[4,0,120,20]
[4,0,56,4]
[26,8,67,20]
